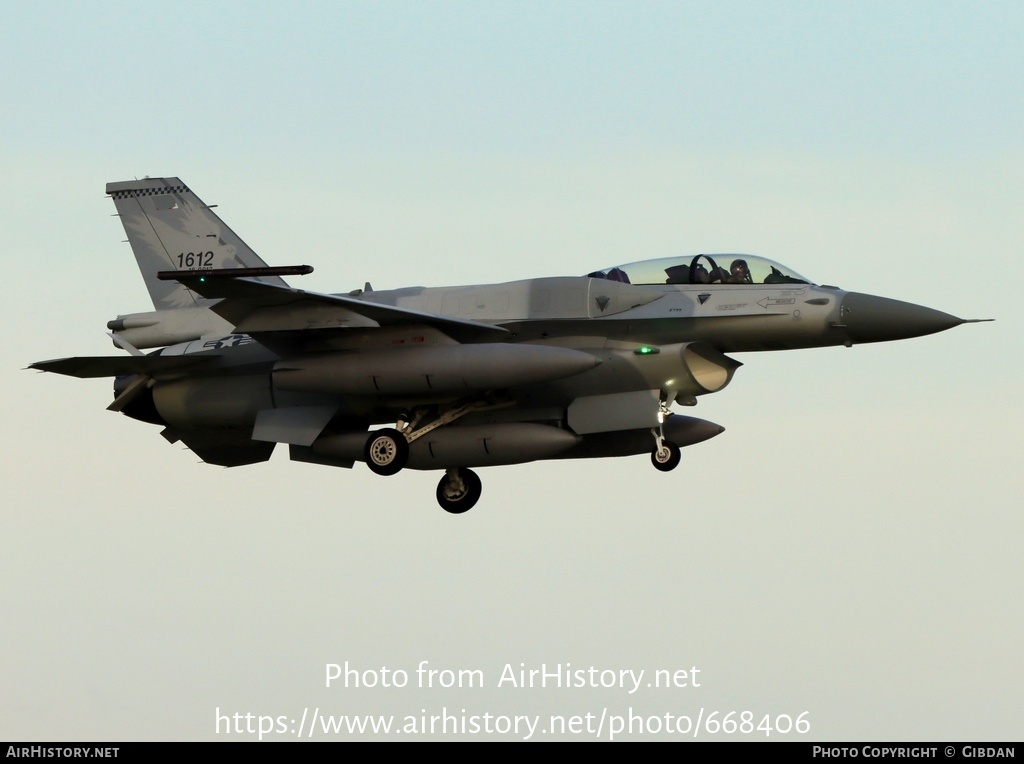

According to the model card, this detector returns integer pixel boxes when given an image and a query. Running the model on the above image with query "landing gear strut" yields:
[436,467,482,513]
[363,400,510,478]
[650,423,681,472]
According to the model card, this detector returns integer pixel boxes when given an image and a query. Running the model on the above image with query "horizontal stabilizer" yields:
[29,354,214,378]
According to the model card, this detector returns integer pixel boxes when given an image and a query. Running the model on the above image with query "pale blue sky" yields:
[2,1,1021,740]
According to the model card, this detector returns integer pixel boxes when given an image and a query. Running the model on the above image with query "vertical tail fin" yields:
[106,177,286,310]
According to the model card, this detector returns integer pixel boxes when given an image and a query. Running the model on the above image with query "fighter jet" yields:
[30,177,987,512]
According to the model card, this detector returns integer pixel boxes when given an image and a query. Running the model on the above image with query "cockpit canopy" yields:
[587,254,812,286]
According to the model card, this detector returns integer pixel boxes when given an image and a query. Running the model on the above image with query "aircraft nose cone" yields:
[839,292,964,344]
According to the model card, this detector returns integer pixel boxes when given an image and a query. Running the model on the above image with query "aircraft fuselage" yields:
[33,177,980,513]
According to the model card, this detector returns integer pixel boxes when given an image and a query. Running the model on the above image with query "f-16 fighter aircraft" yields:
[31,178,986,512]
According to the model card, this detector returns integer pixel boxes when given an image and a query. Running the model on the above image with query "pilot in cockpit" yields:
[726,258,752,284]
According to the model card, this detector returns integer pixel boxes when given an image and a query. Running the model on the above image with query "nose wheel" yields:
[436,468,482,513]
[650,427,681,472]
[651,441,681,471]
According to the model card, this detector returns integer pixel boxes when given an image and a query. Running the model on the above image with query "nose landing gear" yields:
[650,425,681,472]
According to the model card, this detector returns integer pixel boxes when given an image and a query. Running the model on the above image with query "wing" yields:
[169,272,510,345]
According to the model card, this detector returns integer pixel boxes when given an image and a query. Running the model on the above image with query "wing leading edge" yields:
[171,271,510,344]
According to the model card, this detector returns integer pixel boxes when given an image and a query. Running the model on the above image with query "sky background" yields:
[2,1,1021,741]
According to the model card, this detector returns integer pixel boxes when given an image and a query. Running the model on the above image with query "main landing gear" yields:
[364,427,482,512]
[363,403,498,513]
[435,467,482,514]
[363,401,498,478]
[363,428,409,476]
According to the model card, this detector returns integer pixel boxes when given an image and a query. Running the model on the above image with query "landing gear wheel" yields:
[364,428,409,476]
[436,468,482,514]
[651,440,681,472]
